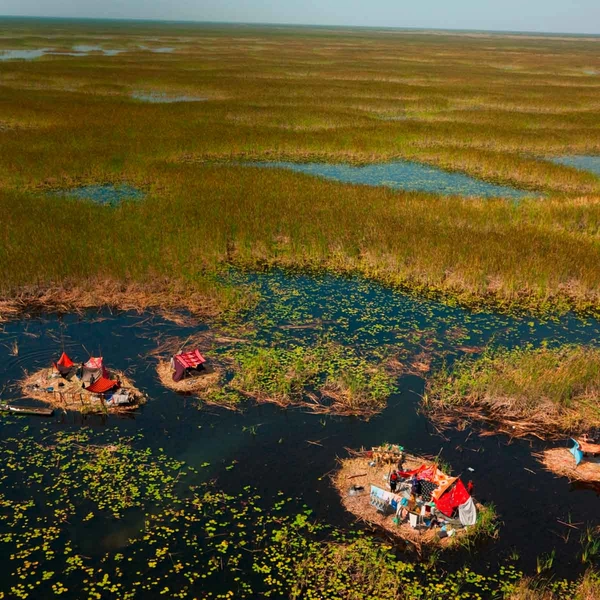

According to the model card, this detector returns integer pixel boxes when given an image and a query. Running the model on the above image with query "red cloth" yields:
[417,465,437,482]
[174,350,206,369]
[397,465,427,479]
[56,352,74,368]
[434,479,471,517]
[86,376,118,394]
[85,357,103,369]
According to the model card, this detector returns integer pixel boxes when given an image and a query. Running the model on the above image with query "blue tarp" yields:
[569,438,584,466]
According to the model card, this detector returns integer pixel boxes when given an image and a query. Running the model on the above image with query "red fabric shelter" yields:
[434,478,471,517]
[56,352,74,368]
[174,350,206,369]
[86,376,119,394]
[85,357,104,369]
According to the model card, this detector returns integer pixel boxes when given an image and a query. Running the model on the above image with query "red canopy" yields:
[174,350,206,369]
[86,376,119,394]
[434,478,471,517]
[85,357,104,369]
[55,352,74,368]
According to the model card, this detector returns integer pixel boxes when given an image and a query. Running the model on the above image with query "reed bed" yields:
[425,346,600,439]
[537,448,600,483]
[0,22,599,317]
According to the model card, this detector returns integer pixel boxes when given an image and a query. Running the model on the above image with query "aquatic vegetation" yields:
[0,419,592,600]
[230,341,396,416]
[425,345,600,438]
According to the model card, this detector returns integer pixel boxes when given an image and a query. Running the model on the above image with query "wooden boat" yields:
[0,403,54,416]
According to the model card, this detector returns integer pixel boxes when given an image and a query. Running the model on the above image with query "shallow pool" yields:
[0,48,50,60]
[54,184,144,206]
[549,155,600,177]
[251,160,532,199]
[131,91,206,103]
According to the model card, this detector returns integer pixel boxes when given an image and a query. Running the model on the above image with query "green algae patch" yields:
[425,345,600,439]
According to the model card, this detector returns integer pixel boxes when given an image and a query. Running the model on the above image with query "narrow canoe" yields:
[0,403,54,416]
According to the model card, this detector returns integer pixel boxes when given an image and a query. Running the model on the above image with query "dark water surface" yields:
[250,161,533,199]
[1,271,599,594]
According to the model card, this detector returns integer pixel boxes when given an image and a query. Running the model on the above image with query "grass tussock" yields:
[231,342,395,417]
[425,345,600,438]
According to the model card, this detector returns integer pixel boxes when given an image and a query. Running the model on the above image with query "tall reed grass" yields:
[0,22,599,314]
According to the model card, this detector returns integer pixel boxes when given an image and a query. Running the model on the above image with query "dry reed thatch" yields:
[19,367,145,414]
[156,360,222,394]
[537,447,600,483]
[332,453,474,550]
[423,399,566,441]
[0,279,222,324]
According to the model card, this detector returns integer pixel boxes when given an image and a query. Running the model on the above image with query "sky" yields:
[2,0,600,35]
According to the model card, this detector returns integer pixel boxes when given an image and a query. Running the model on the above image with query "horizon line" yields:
[1,14,600,38]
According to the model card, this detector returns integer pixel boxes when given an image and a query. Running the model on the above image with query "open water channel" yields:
[1,270,600,598]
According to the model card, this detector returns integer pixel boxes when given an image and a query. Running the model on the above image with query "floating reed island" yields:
[332,444,496,551]
[156,349,222,395]
[424,345,600,440]
[538,437,600,484]
[20,352,145,413]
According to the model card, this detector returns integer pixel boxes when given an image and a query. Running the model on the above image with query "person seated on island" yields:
[410,474,422,497]
[389,469,399,493]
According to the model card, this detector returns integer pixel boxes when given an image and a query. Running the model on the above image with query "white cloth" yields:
[409,513,419,528]
[458,497,477,526]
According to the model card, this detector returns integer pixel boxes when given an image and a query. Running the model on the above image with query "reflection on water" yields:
[250,160,532,199]
[549,155,600,177]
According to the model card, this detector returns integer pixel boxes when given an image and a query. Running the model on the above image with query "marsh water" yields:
[53,184,145,205]
[550,155,600,177]
[253,161,532,199]
[131,92,207,103]
[2,270,600,595]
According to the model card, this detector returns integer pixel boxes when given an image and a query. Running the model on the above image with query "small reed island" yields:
[20,352,144,413]
[156,348,221,395]
[333,444,495,550]
[539,435,600,484]
[425,345,600,440]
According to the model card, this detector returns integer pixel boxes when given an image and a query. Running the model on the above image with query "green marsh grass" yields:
[0,21,599,315]
[230,341,395,416]
[426,345,600,437]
